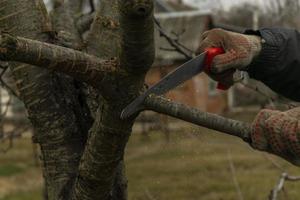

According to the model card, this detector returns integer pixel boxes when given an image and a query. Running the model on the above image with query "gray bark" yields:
[0,0,254,199]
[144,95,252,142]
[0,0,90,199]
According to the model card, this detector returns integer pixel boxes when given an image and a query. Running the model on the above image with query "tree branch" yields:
[239,82,298,109]
[68,0,84,16]
[0,34,119,87]
[85,0,120,59]
[227,150,244,200]
[270,172,300,200]
[89,0,95,13]
[143,94,252,143]
[154,18,193,60]
[0,63,19,98]
[76,13,95,34]
[71,0,155,199]
[0,1,93,199]
[119,0,155,73]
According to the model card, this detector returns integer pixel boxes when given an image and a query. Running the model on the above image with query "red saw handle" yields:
[204,47,229,90]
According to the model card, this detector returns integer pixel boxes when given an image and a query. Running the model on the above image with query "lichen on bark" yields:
[0,0,253,199]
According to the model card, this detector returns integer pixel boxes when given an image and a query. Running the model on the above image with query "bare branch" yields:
[71,0,155,199]
[76,13,95,34]
[227,150,244,200]
[154,18,193,60]
[159,47,177,52]
[143,94,252,142]
[0,125,31,153]
[0,34,119,87]
[0,66,19,98]
[262,154,286,172]
[68,0,84,16]
[119,0,155,73]
[144,188,157,200]
[270,173,300,200]
[239,82,298,109]
[89,0,95,13]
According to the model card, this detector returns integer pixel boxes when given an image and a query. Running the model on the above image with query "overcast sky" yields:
[183,0,266,10]
[42,0,269,12]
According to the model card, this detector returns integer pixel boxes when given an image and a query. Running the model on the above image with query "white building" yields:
[182,0,222,10]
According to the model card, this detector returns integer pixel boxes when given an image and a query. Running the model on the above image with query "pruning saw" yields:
[121,47,243,119]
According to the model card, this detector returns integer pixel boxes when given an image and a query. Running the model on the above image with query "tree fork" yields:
[70,0,155,199]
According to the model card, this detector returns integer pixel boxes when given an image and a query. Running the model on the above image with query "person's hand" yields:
[196,28,262,87]
[251,107,300,166]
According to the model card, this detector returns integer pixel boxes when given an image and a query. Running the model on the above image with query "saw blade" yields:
[120,52,207,119]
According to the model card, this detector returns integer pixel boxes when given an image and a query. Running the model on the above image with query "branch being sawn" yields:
[143,94,252,143]
[0,34,119,87]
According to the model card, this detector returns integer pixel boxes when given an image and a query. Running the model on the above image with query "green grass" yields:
[1,112,300,199]
[0,137,42,200]
[125,112,300,200]
[2,190,42,200]
[0,164,24,177]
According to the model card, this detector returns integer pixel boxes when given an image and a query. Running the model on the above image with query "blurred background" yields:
[0,0,300,199]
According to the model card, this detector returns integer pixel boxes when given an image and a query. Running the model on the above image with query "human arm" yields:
[197,28,300,165]
[246,28,300,102]
[197,28,300,101]
[252,107,300,166]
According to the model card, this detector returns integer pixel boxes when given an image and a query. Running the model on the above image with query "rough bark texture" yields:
[76,13,95,35]
[70,1,154,199]
[0,0,91,199]
[0,0,253,199]
[0,34,119,87]
[144,95,252,142]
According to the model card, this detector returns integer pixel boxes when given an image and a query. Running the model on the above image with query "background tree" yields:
[0,0,251,199]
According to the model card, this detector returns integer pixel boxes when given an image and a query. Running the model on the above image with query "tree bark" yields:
[70,0,154,199]
[76,13,95,34]
[144,95,252,142]
[0,1,91,199]
[0,34,119,87]
[0,0,256,199]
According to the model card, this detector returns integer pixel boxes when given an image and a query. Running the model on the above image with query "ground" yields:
[0,112,299,200]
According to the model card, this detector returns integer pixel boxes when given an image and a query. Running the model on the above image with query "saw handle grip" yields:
[204,47,229,90]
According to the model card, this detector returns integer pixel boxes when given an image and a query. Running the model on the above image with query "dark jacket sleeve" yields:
[245,28,300,102]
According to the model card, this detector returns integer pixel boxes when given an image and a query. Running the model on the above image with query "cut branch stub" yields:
[119,0,155,73]
[121,0,153,17]
[0,33,119,87]
[143,94,252,143]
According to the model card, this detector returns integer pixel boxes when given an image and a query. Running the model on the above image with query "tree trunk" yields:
[0,0,253,199]
[1,0,154,199]
[0,0,91,199]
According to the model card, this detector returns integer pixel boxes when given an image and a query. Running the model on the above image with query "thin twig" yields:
[0,125,31,153]
[154,17,193,60]
[227,149,244,200]
[239,82,297,109]
[0,79,19,98]
[261,152,300,200]
[0,66,19,98]
[262,154,285,172]
[160,47,177,52]
[144,188,157,200]
[269,173,300,200]
[89,0,95,13]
